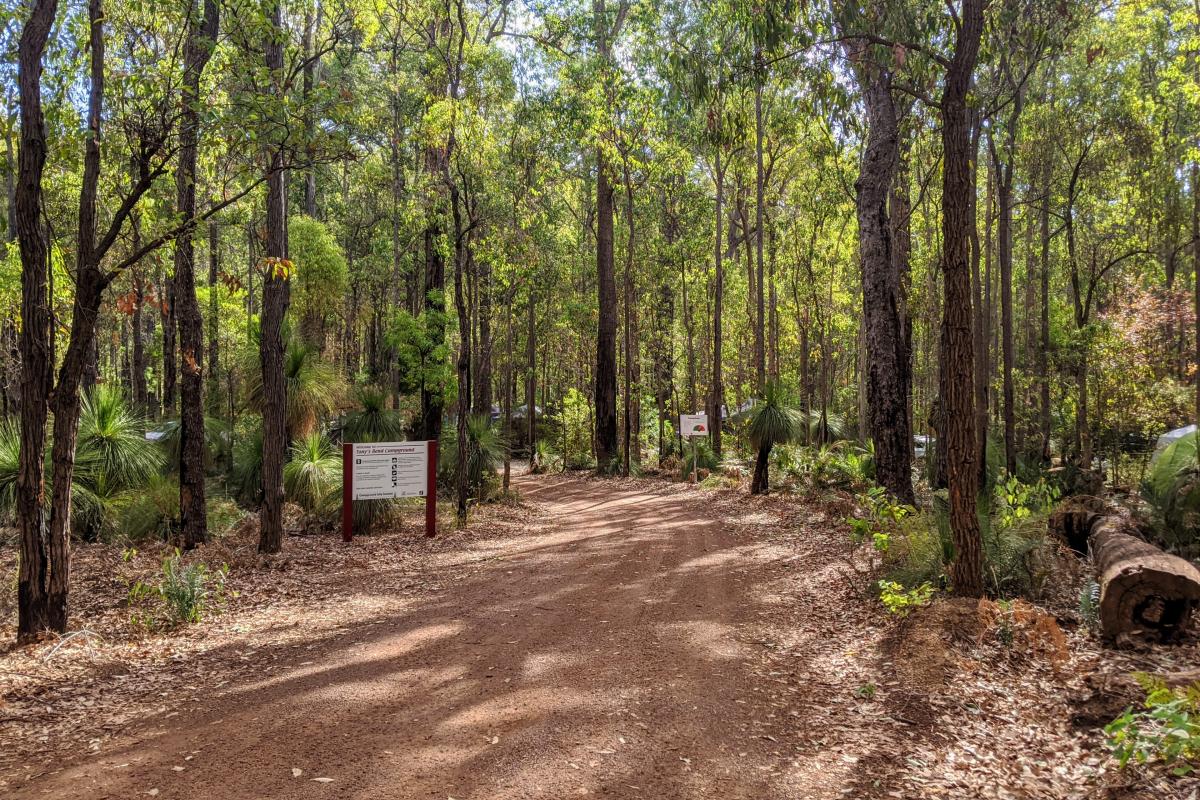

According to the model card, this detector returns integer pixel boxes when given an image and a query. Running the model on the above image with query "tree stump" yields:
[1089,516,1200,641]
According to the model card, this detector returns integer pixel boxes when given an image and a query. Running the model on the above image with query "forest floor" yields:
[1,472,1197,799]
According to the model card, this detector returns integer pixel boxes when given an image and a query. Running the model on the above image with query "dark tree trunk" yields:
[301,7,318,218]
[591,0,626,473]
[654,191,677,460]
[174,0,219,550]
[14,0,60,640]
[1190,163,1200,434]
[1194,162,1199,428]
[991,80,1024,476]
[1038,157,1052,463]
[595,152,619,471]
[207,219,219,413]
[621,161,636,475]
[710,152,725,458]
[852,61,914,504]
[751,441,771,495]
[939,0,986,598]
[972,136,989,480]
[452,188,471,523]
[526,290,537,460]
[474,248,493,415]
[753,56,766,392]
[417,156,445,443]
[162,276,176,416]
[131,268,148,412]
[258,0,290,555]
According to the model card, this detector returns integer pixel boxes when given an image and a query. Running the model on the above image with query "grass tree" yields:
[246,336,344,441]
[343,385,404,444]
[283,433,340,515]
[748,382,804,496]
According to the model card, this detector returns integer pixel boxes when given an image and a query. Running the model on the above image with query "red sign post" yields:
[342,440,437,542]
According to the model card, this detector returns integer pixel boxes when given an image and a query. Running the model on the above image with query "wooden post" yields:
[426,439,437,537]
[691,437,697,484]
[342,442,353,542]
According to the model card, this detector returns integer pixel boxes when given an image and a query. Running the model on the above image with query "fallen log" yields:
[1089,516,1200,641]
[1049,497,1104,554]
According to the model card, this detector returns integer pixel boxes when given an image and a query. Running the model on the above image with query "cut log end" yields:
[1089,516,1200,642]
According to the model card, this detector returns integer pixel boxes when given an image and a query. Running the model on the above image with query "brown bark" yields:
[940,0,986,598]
[174,0,220,550]
[258,0,290,555]
[1090,516,1200,641]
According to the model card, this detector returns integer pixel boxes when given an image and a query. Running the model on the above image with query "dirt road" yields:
[11,475,871,800]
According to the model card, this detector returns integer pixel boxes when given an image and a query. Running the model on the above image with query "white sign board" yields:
[680,413,709,438]
[350,442,429,500]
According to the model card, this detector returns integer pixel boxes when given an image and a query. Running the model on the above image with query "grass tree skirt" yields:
[1089,516,1200,642]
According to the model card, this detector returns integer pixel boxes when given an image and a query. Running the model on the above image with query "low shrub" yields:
[856,473,1059,605]
[129,549,229,627]
[1106,674,1200,775]
[678,437,720,480]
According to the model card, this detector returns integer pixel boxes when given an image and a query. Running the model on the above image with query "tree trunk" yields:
[940,0,986,598]
[622,162,636,475]
[751,441,771,495]
[132,268,147,412]
[526,289,536,461]
[1193,162,1199,429]
[753,56,766,392]
[14,0,60,640]
[595,151,619,471]
[162,275,177,416]
[417,156,446,442]
[852,62,914,504]
[174,0,219,550]
[972,146,990,479]
[207,219,219,413]
[711,152,725,458]
[258,0,290,555]
[995,142,1017,476]
[1039,157,1052,463]
[452,188,471,523]
[302,6,317,218]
